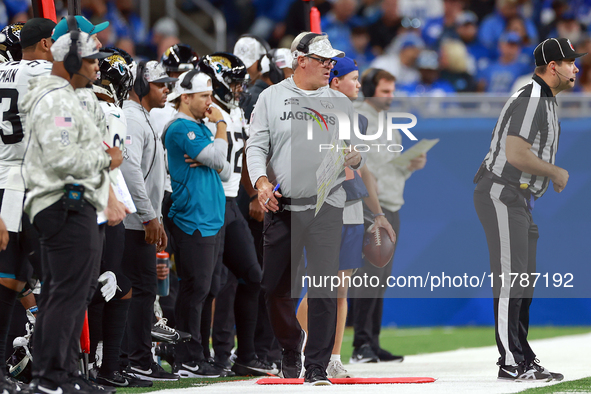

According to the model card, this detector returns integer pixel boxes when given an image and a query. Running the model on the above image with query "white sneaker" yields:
[326,359,353,379]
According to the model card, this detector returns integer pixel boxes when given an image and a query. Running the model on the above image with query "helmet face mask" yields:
[93,49,133,107]
[197,52,248,109]
[0,22,24,63]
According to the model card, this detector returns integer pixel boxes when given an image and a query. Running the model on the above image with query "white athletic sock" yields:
[330,354,341,362]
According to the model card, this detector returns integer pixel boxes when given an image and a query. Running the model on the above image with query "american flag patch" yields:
[55,117,72,127]
[125,135,132,145]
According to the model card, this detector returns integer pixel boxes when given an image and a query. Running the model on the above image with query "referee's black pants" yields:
[32,201,101,388]
[351,208,400,352]
[122,229,157,369]
[262,204,342,370]
[474,177,537,367]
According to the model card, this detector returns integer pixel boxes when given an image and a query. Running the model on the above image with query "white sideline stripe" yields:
[152,332,591,394]
[490,183,515,366]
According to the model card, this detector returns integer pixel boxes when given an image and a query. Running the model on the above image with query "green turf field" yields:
[517,377,591,393]
[114,326,591,393]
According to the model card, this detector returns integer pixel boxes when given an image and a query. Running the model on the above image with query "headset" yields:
[63,15,82,77]
[296,32,323,54]
[180,69,201,89]
[361,68,380,98]
[133,60,150,100]
[239,34,284,84]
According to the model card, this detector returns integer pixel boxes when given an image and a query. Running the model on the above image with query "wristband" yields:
[216,120,227,126]
[372,212,385,218]
[250,194,258,202]
[143,220,151,225]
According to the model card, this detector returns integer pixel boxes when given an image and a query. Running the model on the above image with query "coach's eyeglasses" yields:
[306,55,337,67]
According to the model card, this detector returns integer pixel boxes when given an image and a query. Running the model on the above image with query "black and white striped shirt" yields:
[482,75,559,198]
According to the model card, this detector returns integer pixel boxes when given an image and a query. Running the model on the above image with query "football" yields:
[362,226,395,268]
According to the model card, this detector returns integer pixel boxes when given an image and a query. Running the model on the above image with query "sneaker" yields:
[1,376,17,394]
[232,357,279,376]
[527,359,563,381]
[151,319,191,344]
[304,365,332,386]
[29,380,63,394]
[68,375,116,393]
[94,371,153,388]
[280,330,307,379]
[326,359,352,379]
[154,343,176,366]
[349,344,379,364]
[128,363,179,381]
[211,359,235,377]
[497,362,552,382]
[174,360,221,378]
[376,348,404,363]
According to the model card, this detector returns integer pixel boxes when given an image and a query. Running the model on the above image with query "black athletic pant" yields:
[32,201,101,388]
[211,200,262,363]
[171,223,220,364]
[262,204,342,370]
[474,177,537,366]
[351,208,400,351]
[88,223,132,375]
[122,229,157,369]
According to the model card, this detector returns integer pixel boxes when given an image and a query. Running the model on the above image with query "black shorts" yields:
[0,189,40,282]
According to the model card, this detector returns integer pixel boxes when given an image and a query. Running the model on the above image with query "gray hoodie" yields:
[121,100,166,230]
[22,75,111,222]
[246,77,365,211]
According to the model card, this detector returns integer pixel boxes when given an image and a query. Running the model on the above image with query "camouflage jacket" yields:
[22,75,110,221]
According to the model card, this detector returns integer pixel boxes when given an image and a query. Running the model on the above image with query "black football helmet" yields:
[93,48,133,107]
[197,52,248,109]
[161,44,199,73]
[0,22,24,63]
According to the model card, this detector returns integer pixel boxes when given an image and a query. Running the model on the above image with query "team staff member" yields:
[22,29,116,393]
[246,32,363,386]
[474,37,585,382]
[121,60,178,382]
[163,70,229,378]
[296,57,396,379]
[0,19,55,394]
[350,68,426,364]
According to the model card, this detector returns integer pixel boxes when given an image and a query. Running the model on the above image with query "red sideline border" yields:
[257,377,437,385]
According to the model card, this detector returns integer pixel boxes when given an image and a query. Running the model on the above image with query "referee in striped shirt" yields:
[474,38,586,382]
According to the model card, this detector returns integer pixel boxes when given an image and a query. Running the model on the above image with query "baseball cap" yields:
[142,60,178,83]
[168,71,212,101]
[291,32,344,60]
[416,50,439,70]
[52,15,109,41]
[329,56,357,84]
[51,31,110,62]
[397,33,425,51]
[20,18,56,49]
[271,48,292,69]
[534,37,588,66]
[234,37,267,69]
[456,11,478,26]
[499,32,521,45]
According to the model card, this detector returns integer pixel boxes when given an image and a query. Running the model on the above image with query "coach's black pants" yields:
[351,208,400,351]
[262,204,342,370]
[211,200,262,363]
[171,223,220,364]
[122,229,157,369]
[32,201,101,388]
[474,177,537,366]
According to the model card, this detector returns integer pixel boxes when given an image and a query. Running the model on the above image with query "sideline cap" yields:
[329,56,357,84]
[168,71,212,101]
[534,37,587,66]
[52,15,109,40]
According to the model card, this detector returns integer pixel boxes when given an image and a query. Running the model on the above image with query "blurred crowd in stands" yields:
[3,0,591,94]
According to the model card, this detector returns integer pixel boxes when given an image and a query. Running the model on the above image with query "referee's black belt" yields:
[279,184,342,206]
[483,170,533,199]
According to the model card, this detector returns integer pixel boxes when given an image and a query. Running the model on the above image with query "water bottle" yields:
[156,251,170,297]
